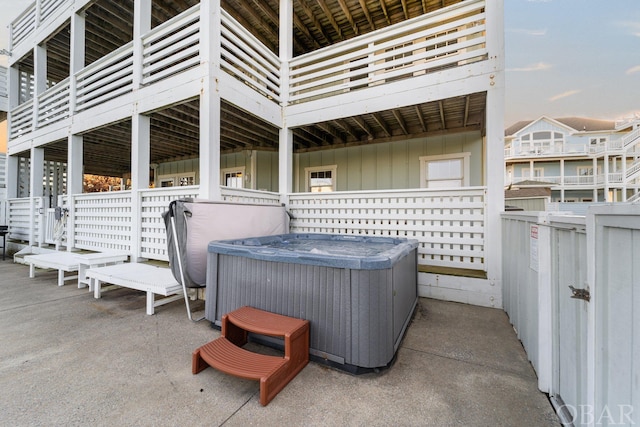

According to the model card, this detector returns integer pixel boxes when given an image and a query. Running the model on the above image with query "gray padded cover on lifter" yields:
[163,199,289,287]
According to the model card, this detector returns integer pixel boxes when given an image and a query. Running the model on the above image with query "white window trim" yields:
[305,165,337,192]
[419,152,470,188]
[221,166,246,188]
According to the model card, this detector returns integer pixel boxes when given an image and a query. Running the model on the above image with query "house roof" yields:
[505,187,551,199]
[505,116,617,136]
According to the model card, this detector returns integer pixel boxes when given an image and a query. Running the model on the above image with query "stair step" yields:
[193,306,310,406]
[226,305,308,337]
[193,337,286,380]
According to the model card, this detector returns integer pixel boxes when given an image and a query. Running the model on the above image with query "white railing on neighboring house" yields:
[142,4,201,86]
[288,187,486,271]
[288,0,486,104]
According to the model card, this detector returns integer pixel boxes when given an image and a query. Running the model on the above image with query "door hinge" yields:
[569,285,590,302]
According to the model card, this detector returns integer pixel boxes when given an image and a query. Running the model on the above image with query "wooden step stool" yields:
[192,306,310,406]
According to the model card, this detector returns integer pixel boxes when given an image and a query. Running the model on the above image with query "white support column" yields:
[560,159,565,202]
[198,0,222,200]
[6,155,19,199]
[278,0,293,201]
[30,147,45,246]
[131,113,150,260]
[483,0,505,306]
[69,10,85,114]
[33,43,47,131]
[601,155,607,202]
[133,0,152,89]
[67,134,83,196]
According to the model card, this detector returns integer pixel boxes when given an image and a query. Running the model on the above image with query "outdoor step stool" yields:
[192,306,309,406]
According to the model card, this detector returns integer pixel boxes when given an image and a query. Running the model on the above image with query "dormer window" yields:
[520,131,564,154]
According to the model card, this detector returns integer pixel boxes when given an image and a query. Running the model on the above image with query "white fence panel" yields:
[139,186,200,261]
[71,192,133,252]
[590,205,640,426]
[289,187,485,271]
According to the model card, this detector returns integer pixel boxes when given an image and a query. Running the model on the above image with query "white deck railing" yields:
[142,4,201,86]
[9,0,484,142]
[9,4,36,47]
[75,42,135,112]
[9,99,34,139]
[288,187,486,271]
[37,77,70,127]
[288,0,486,104]
[220,9,281,103]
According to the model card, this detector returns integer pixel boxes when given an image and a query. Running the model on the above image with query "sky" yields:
[1,0,639,127]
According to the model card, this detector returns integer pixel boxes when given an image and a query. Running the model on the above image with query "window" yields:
[577,166,594,176]
[158,173,196,187]
[305,166,337,192]
[520,131,563,154]
[419,153,470,188]
[522,168,544,178]
[221,167,245,188]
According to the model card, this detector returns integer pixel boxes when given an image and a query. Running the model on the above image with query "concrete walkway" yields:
[0,258,559,426]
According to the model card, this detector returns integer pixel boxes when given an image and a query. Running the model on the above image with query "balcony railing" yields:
[8,0,485,142]
[289,0,487,104]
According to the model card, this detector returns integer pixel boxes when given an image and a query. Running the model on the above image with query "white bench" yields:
[24,251,129,287]
[85,263,183,315]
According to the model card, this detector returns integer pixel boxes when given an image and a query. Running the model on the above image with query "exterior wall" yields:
[295,131,482,192]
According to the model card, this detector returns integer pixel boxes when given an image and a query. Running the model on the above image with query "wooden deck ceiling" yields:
[15,0,486,176]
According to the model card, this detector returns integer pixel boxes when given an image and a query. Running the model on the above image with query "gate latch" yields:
[569,285,590,302]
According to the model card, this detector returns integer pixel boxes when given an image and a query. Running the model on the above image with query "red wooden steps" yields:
[192,306,310,406]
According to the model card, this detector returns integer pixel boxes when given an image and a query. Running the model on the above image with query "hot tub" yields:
[205,233,418,372]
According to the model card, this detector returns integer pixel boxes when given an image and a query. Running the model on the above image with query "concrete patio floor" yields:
[0,258,559,426]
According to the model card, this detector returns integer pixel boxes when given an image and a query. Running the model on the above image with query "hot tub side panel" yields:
[206,255,353,365]
[350,269,394,368]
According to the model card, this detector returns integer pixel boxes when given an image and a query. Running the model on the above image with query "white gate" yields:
[550,223,589,423]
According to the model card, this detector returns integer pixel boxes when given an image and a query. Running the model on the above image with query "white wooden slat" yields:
[220,44,279,93]
[143,4,200,45]
[143,25,199,62]
[141,56,200,86]
[221,10,280,70]
[220,25,280,77]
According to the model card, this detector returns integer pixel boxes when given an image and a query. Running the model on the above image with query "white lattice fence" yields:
[221,187,282,205]
[288,188,486,271]
[139,186,200,261]
[72,192,133,252]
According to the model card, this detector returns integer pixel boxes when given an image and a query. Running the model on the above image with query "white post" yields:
[133,0,151,89]
[69,10,85,114]
[131,114,150,260]
[33,43,47,131]
[199,0,222,200]
[30,147,45,246]
[66,134,83,251]
[278,0,293,202]
[482,0,505,306]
